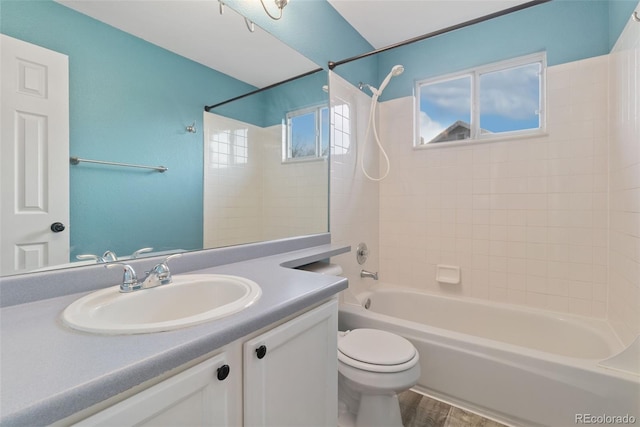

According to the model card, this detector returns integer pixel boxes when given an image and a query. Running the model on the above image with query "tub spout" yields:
[360,269,378,280]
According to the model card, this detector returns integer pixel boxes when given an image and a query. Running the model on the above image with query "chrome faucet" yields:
[76,250,118,263]
[360,269,378,280]
[107,254,182,293]
[131,247,153,259]
[101,250,118,262]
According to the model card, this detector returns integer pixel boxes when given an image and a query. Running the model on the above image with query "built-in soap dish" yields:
[436,265,460,285]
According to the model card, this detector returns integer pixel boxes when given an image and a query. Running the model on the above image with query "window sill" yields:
[413,129,548,150]
[281,156,327,165]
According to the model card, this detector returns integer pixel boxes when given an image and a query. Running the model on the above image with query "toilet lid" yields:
[338,329,416,366]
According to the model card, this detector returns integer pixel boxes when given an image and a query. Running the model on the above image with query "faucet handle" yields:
[131,247,154,259]
[76,254,100,262]
[147,253,182,286]
[106,263,139,292]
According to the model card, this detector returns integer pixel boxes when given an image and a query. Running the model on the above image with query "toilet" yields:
[297,262,420,427]
[337,328,420,427]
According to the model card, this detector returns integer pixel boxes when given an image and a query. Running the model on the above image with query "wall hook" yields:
[186,121,197,134]
[633,11,640,22]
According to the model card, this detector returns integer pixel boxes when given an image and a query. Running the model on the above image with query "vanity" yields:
[0,235,349,426]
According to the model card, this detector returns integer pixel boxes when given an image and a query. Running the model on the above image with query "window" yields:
[332,100,352,156]
[284,105,329,161]
[416,53,545,146]
[208,128,248,169]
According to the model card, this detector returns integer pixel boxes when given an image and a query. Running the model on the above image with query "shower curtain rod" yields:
[204,67,323,112]
[328,0,551,70]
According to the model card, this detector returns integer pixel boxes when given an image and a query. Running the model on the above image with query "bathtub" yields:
[338,284,640,427]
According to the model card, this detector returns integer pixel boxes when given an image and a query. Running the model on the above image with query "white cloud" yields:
[479,64,539,120]
[420,78,470,115]
[419,111,445,144]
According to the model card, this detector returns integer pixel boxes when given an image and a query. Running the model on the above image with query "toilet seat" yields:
[338,329,418,373]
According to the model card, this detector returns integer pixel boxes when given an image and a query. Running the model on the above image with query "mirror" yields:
[0,0,328,276]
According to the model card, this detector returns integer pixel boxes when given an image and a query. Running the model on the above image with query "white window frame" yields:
[414,52,547,149]
[283,104,328,163]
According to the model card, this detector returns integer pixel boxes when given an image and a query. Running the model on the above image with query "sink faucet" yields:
[101,250,118,262]
[76,250,118,264]
[107,254,182,293]
[360,269,378,280]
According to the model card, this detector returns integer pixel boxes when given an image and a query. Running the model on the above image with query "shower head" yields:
[373,64,404,97]
[391,64,404,77]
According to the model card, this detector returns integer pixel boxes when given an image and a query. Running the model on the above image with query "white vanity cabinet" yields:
[243,298,338,426]
[72,299,338,427]
[72,349,242,427]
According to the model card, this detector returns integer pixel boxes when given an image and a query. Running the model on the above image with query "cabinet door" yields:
[74,351,240,427]
[244,299,338,427]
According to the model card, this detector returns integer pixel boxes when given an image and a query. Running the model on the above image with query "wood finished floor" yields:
[398,390,507,427]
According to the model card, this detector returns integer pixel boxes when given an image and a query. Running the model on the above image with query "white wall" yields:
[203,113,328,248]
[329,72,380,300]
[376,55,610,318]
[608,14,640,346]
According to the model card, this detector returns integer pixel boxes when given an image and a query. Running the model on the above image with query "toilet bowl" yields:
[337,328,420,427]
[296,262,420,426]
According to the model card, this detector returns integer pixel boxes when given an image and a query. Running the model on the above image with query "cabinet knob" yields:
[217,364,230,381]
[256,345,267,359]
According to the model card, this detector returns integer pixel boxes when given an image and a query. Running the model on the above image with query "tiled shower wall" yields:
[377,55,610,318]
[329,73,380,300]
[203,114,328,249]
[608,16,640,346]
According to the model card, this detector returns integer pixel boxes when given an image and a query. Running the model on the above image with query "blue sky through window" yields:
[418,57,542,143]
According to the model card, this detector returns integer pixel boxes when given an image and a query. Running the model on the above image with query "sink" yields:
[62,274,261,334]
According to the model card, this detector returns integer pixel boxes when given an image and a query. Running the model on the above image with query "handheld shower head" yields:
[391,64,404,77]
[376,64,404,96]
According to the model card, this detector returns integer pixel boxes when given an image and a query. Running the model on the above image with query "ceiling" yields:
[327,0,533,49]
[57,0,319,88]
[57,0,533,88]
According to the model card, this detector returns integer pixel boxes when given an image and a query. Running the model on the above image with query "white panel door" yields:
[243,299,338,427]
[0,34,69,275]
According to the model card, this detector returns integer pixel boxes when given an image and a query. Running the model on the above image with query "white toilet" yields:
[337,328,420,427]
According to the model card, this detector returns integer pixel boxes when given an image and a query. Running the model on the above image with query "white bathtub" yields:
[339,284,640,427]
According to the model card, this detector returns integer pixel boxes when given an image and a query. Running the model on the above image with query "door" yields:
[244,299,338,427]
[0,34,69,275]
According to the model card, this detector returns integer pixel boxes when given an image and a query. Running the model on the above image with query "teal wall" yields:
[2,0,637,260]
[0,0,256,259]
[211,70,329,128]
[375,0,619,101]
[609,0,639,48]
[249,0,634,102]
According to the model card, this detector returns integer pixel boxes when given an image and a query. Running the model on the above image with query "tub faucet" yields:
[360,269,378,280]
[107,254,182,293]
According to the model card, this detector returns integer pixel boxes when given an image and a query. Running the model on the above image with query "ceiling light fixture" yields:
[260,0,289,20]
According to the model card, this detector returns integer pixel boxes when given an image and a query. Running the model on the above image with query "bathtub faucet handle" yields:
[360,269,378,280]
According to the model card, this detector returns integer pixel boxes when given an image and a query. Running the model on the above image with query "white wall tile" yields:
[375,55,612,317]
[608,13,640,345]
[330,19,639,343]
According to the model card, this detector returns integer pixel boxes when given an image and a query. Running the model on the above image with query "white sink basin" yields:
[62,274,261,334]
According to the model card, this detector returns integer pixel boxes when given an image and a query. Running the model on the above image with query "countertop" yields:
[0,242,349,426]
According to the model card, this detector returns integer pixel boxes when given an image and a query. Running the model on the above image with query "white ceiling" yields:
[57,0,534,88]
[56,0,319,88]
[327,0,533,49]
